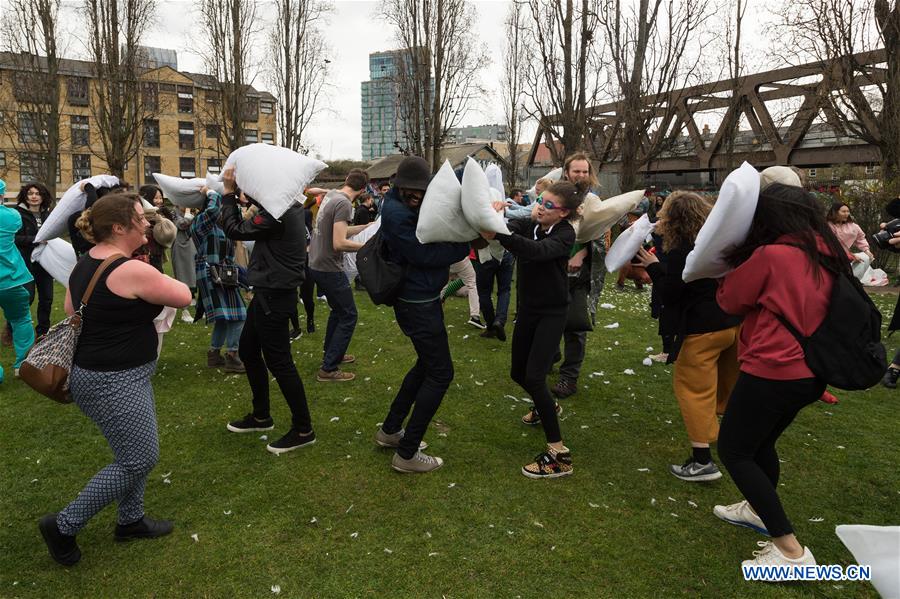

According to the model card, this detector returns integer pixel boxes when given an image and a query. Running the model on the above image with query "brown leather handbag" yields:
[19,254,123,403]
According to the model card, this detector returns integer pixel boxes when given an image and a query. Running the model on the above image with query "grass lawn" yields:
[0,275,897,598]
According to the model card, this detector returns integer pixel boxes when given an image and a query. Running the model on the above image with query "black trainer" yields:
[115,516,174,541]
[226,413,275,433]
[39,513,81,566]
[306,321,316,334]
[551,379,577,399]
[882,367,900,389]
[289,328,303,341]
[266,429,317,455]
[493,323,507,342]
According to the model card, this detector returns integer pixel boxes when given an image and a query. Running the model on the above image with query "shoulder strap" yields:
[81,254,126,308]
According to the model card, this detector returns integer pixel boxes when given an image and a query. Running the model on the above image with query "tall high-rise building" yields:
[360,51,404,161]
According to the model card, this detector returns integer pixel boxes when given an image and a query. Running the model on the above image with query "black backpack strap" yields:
[775,313,806,346]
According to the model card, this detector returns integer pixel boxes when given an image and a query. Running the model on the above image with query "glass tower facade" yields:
[361,51,403,161]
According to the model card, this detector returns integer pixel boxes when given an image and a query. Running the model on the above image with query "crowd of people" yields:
[0,154,896,579]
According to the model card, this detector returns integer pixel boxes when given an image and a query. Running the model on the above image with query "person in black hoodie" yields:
[13,182,54,336]
[482,179,585,479]
[635,191,742,482]
[218,167,315,455]
[68,181,127,258]
[375,156,470,473]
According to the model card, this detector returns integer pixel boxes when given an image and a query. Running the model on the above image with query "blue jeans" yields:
[311,269,358,371]
[211,319,244,351]
[0,284,34,381]
[475,251,515,327]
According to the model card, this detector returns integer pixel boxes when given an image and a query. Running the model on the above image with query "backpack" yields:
[357,230,405,306]
[777,265,886,391]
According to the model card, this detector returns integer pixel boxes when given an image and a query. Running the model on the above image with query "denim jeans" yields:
[382,300,454,459]
[475,251,515,327]
[311,269,358,371]
[210,319,244,351]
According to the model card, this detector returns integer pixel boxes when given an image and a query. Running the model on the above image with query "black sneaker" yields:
[669,458,722,482]
[467,315,486,329]
[289,328,303,341]
[306,321,316,334]
[551,379,577,399]
[479,327,496,339]
[226,413,275,433]
[266,429,316,455]
[882,367,900,389]
[493,323,507,342]
[39,513,81,566]
[114,516,174,541]
[522,449,573,479]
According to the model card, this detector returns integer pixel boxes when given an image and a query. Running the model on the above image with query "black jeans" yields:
[23,262,54,336]
[311,269,358,371]
[475,252,515,327]
[383,300,454,459]
[558,331,587,384]
[239,289,312,433]
[300,262,315,325]
[512,309,568,443]
[718,372,825,537]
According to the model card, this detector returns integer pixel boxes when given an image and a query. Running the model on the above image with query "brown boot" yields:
[207,349,226,368]
[223,351,245,373]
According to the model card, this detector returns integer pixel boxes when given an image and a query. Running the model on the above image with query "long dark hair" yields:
[545,179,589,221]
[139,184,162,206]
[16,181,53,212]
[726,183,850,280]
[825,202,852,224]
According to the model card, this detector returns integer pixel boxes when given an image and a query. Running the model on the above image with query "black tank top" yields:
[69,256,163,371]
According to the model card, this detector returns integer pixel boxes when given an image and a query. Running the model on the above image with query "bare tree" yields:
[501,1,527,188]
[2,0,63,195]
[598,0,714,192]
[199,0,257,155]
[721,0,748,171]
[268,0,330,153]
[82,0,156,179]
[383,0,486,170]
[521,0,606,164]
[776,0,900,185]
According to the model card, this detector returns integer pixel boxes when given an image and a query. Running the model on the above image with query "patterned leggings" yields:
[57,361,159,535]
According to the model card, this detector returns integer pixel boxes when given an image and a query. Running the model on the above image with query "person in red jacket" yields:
[712,183,850,576]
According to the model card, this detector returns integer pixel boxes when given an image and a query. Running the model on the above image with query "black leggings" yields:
[300,264,315,324]
[510,309,568,444]
[718,373,825,537]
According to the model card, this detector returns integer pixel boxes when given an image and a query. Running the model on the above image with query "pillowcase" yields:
[836,525,900,599]
[575,190,644,243]
[484,163,505,197]
[526,167,562,198]
[152,173,208,209]
[460,158,510,236]
[416,160,479,243]
[223,143,327,219]
[605,214,655,272]
[34,238,77,287]
[34,174,120,243]
[683,161,760,282]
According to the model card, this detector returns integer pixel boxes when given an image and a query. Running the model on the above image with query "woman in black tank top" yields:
[39,194,192,567]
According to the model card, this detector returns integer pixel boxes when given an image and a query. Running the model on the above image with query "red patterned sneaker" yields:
[521,446,573,479]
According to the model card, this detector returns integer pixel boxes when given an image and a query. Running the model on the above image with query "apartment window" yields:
[807,168,817,179]
[72,154,91,182]
[243,97,259,122]
[20,153,60,183]
[177,85,194,113]
[207,158,222,174]
[144,119,160,147]
[206,90,221,103]
[67,77,89,106]
[865,164,876,175]
[178,121,195,150]
[0,151,5,168]
[144,155,161,184]
[205,124,221,139]
[17,112,45,143]
[260,101,274,114]
[142,82,159,111]
[179,157,196,178]
[71,115,89,147]
[245,129,258,144]
[261,132,274,145]
[159,83,176,93]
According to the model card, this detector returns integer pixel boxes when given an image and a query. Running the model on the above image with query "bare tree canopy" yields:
[2,0,63,194]
[199,0,257,155]
[383,0,486,170]
[501,1,527,188]
[775,0,900,184]
[82,0,157,179]
[268,0,331,154]
[521,0,606,164]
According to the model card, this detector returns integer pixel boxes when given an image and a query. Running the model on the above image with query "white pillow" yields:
[683,161,760,282]
[526,167,562,198]
[575,190,644,243]
[152,173,207,209]
[34,174,120,243]
[206,172,225,196]
[33,238,77,287]
[344,217,382,277]
[460,158,510,236]
[485,163,504,197]
[605,214,656,273]
[416,160,479,243]
[224,143,327,219]
[836,525,900,599]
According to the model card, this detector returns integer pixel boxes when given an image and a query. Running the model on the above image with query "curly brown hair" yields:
[655,190,712,252]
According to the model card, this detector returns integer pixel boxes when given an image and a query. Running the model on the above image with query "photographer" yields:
[875,199,900,388]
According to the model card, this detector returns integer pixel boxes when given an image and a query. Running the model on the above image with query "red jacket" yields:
[716,236,834,380]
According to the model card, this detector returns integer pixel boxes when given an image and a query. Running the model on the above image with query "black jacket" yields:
[496,218,575,313]
[14,204,50,265]
[219,193,306,290]
[67,183,101,257]
[645,244,742,361]
[353,204,377,226]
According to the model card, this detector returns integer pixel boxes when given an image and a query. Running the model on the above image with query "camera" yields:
[871,218,900,252]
